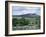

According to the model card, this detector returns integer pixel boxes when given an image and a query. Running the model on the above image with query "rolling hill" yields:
[13,13,40,18]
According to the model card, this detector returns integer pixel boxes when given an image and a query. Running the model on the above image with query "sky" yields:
[12,6,40,15]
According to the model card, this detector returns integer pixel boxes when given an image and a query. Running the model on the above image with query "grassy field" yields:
[12,17,40,30]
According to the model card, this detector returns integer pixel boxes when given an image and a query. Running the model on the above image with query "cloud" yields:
[12,6,40,15]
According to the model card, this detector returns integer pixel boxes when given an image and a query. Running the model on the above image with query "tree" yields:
[12,18,18,26]
[20,17,29,26]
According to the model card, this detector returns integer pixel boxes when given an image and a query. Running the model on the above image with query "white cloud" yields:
[12,6,40,15]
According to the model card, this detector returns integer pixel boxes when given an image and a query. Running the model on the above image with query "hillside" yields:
[13,13,40,18]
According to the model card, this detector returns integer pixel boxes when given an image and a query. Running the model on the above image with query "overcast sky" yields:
[12,6,40,15]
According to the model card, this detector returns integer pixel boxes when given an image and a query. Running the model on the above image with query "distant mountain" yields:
[13,13,40,18]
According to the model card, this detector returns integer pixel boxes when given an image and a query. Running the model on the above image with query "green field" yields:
[12,17,40,30]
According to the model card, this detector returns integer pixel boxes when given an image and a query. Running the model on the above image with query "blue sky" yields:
[12,6,40,15]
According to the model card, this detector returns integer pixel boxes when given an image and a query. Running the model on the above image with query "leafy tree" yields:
[13,17,29,26]
[12,18,18,26]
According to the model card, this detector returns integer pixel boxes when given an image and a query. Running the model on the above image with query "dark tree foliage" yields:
[12,17,29,26]
[12,18,17,26]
